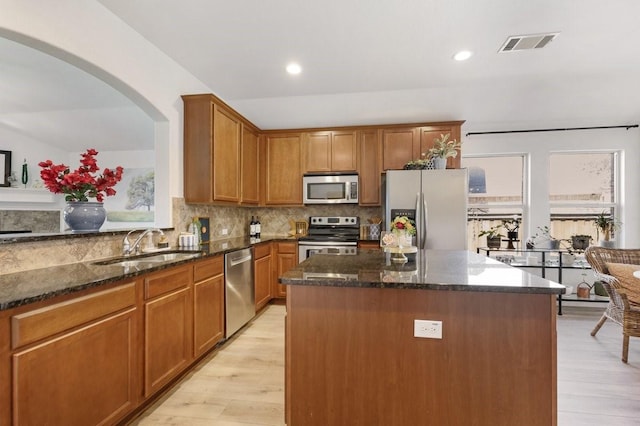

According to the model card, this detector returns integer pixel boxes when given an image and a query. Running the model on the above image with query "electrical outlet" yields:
[414,320,442,339]
[221,228,228,235]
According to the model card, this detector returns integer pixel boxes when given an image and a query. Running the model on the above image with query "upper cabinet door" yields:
[331,131,358,172]
[419,124,463,169]
[357,129,382,206]
[304,132,332,172]
[262,133,303,205]
[212,105,241,202]
[241,124,260,205]
[382,127,420,170]
[303,131,357,173]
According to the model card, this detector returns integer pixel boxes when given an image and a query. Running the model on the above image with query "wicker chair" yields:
[584,246,640,363]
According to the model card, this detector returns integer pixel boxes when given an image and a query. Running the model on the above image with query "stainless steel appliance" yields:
[224,248,255,337]
[298,216,360,262]
[303,174,359,204]
[384,169,468,250]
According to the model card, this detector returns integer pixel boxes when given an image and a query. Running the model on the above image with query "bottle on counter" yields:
[255,216,261,238]
[249,216,257,237]
[189,217,201,245]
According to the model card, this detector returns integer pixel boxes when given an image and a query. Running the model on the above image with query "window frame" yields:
[548,150,620,216]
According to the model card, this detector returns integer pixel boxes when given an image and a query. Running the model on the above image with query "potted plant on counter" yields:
[478,224,505,249]
[427,133,461,169]
[39,148,124,232]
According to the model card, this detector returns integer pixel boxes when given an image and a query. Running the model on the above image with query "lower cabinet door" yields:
[193,275,225,357]
[254,254,272,311]
[12,309,138,426]
[144,287,193,397]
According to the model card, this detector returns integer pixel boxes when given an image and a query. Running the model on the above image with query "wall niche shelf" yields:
[0,188,56,204]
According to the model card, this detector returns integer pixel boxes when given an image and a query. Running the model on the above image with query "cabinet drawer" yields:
[277,242,297,254]
[254,243,271,259]
[145,265,191,300]
[11,282,136,349]
[193,256,223,282]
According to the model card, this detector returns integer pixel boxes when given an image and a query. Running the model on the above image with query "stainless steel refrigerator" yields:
[384,169,468,250]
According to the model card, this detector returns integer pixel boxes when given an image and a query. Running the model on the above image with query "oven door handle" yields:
[298,241,357,246]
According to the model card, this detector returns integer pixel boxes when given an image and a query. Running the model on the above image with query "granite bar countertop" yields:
[0,235,294,311]
[280,249,566,295]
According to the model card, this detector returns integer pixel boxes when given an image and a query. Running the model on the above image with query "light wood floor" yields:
[129,304,640,426]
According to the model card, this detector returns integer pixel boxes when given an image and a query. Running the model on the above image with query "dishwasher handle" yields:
[228,254,253,266]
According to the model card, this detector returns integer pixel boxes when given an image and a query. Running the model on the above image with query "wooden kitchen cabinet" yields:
[274,241,298,298]
[10,282,139,426]
[183,94,260,205]
[382,126,420,170]
[358,240,381,250]
[193,256,225,357]
[261,132,303,205]
[382,122,464,170]
[419,124,463,169]
[357,129,382,205]
[241,124,260,204]
[254,242,273,311]
[143,265,193,397]
[303,130,357,173]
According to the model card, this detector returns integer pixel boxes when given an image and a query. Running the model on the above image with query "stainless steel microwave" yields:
[303,174,359,204]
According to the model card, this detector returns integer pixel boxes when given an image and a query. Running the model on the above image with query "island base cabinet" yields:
[12,309,137,425]
[286,286,557,426]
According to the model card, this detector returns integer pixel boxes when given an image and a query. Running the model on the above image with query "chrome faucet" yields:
[123,228,165,256]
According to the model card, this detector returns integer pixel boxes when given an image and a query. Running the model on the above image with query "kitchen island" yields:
[280,249,565,426]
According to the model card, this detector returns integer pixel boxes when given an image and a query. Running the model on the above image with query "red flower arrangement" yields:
[39,149,124,202]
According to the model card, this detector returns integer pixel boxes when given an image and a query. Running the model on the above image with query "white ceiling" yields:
[97,0,640,131]
[2,0,640,153]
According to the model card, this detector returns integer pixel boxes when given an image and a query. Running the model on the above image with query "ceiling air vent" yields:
[499,33,559,52]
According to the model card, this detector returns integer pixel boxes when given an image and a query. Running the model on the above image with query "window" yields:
[462,155,526,251]
[549,152,618,241]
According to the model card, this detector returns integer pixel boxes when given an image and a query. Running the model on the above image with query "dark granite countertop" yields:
[280,249,566,295]
[0,235,295,311]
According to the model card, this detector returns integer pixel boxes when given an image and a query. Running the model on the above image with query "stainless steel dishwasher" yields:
[224,248,255,337]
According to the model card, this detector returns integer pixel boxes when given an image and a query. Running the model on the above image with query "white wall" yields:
[0,0,211,227]
[462,126,640,247]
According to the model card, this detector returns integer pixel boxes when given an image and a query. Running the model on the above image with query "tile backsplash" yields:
[1,199,382,274]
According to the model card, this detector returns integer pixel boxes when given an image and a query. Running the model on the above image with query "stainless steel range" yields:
[298,216,360,263]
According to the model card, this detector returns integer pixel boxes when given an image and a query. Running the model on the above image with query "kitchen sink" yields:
[92,250,202,267]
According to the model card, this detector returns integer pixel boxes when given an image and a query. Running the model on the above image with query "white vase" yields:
[433,157,447,169]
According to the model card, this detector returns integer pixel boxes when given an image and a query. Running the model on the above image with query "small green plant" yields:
[427,133,462,159]
[532,226,557,241]
[478,224,505,239]
[594,211,621,241]
[502,217,520,232]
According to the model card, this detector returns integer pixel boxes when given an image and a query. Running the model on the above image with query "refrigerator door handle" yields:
[415,192,421,248]
[422,193,428,249]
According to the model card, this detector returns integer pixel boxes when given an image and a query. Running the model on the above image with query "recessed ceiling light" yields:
[286,63,302,75]
[453,50,472,61]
